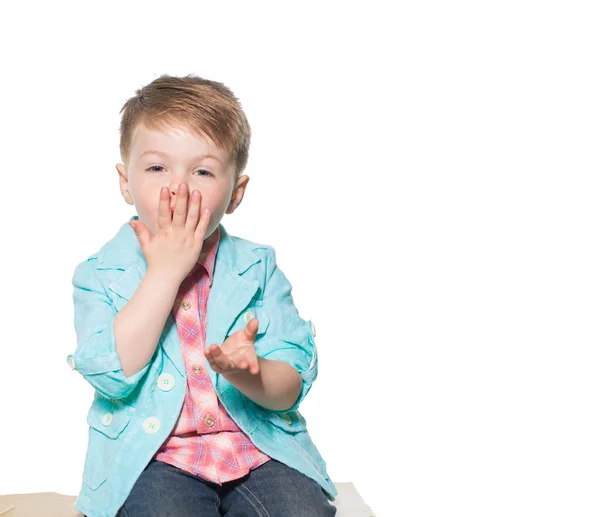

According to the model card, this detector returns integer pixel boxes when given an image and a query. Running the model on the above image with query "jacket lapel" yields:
[100,217,262,383]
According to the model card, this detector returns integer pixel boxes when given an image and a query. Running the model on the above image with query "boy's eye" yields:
[146,165,212,176]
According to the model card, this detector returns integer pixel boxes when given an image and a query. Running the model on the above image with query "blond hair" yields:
[119,74,251,182]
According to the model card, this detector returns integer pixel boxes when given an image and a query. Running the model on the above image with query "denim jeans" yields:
[117,458,337,516]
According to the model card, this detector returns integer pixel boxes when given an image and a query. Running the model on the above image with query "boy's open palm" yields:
[129,183,211,284]
[205,318,260,375]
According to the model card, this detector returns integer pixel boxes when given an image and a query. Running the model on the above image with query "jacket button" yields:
[143,417,161,434]
[157,373,175,391]
[67,354,76,370]
[181,299,191,310]
[281,413,292,425]
[102,413,113,426]
[243,310,255,323]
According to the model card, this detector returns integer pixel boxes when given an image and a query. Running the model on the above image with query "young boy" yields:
[66,74,338,517]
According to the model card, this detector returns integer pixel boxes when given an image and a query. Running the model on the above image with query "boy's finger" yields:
[210,347,232,369]
[195,207,211,243]
[185,189,201,233]
[172,183,188,229]
[220,356,235,370]
[157,186,171,230]
[205,351,221,370]
[244,318,259,340]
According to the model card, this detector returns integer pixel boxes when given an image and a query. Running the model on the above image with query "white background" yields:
[1,1,599,516]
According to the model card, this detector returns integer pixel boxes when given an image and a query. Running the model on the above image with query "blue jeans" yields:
[117,458,337,516]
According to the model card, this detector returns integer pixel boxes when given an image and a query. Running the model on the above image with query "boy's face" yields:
[116,122,248,244]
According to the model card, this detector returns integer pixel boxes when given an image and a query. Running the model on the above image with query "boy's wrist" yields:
[146,267,184,287]
[222,357,301,412]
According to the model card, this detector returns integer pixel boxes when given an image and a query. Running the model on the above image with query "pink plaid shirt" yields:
[153,226,271,483]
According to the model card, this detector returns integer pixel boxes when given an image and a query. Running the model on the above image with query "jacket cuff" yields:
[260,327,318,413]
[66,338,151,400]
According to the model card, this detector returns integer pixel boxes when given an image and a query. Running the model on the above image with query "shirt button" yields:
[157,373,175,391]
[102,413,113,426]
[192,364,203,374]
[205,415,215,426]
[181,299,191,310]
[243,310,255,323]
[143,417,161,434]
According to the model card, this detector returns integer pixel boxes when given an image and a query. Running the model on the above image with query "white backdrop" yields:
[1,1,599,516]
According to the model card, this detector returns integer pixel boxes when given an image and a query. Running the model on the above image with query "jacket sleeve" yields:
[66,258,151,400]
[255,245,318,413]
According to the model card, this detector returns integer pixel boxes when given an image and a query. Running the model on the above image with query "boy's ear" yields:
[116,163,127,179]
[226,175,249,214]
[116,163,133,205]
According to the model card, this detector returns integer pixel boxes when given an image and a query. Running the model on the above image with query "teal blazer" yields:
[66,216,337,517]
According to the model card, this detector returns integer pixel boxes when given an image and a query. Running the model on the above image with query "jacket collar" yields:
[98,215,261,277]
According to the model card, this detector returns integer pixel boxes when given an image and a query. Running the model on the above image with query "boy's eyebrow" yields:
[140,149,224,166]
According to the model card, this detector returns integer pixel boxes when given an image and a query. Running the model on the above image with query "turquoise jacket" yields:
[66,216,337,517]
